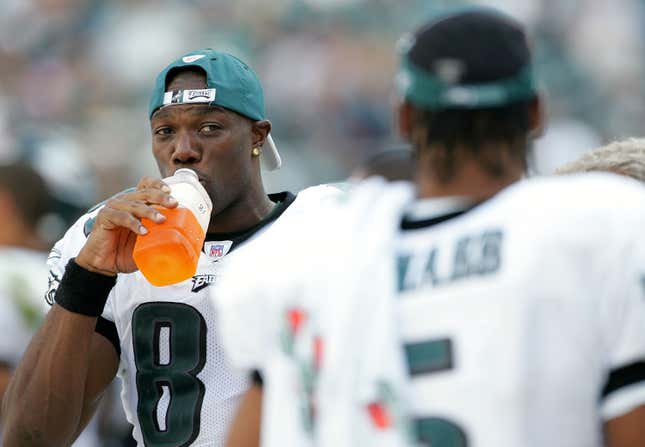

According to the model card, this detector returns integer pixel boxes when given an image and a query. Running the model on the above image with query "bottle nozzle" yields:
[173,168,199,181]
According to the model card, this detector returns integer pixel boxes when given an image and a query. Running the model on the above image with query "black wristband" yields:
[54,258,117,317]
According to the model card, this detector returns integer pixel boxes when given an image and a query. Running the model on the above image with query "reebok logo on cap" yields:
[182,54,205,63]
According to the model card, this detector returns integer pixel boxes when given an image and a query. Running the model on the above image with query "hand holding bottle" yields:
[75,177,178,277]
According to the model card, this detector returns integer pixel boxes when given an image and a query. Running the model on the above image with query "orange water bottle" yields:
[133,169,212,286]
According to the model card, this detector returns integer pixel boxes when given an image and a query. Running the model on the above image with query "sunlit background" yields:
[1,0,644,233]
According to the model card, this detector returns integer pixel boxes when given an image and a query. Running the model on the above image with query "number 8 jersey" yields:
[45,186,341,447]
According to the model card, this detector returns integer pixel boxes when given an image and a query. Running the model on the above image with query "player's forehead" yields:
[151,104,230,122]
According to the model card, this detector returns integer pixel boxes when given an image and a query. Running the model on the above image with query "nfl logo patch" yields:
[210,244,224,257]
[204,240,232,262]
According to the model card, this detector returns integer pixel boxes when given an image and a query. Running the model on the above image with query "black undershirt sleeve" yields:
[602,361,645,399]
[252,369,263,386]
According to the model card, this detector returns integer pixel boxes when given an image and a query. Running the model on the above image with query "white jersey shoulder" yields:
[46,206,101,304]
[45,187,138,308]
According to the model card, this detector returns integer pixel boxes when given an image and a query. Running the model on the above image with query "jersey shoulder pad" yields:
[44,187,135,305]
[296,183,346,204]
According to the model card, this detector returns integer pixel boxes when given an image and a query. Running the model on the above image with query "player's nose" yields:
[172,131,201,166]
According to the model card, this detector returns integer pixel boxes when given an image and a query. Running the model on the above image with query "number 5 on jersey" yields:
[405,338,468,447]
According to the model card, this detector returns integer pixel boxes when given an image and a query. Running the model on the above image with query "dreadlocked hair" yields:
[412,99,533,183]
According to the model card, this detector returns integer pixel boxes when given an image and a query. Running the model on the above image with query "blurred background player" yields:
[2,48,339,446]
[0,162,52,408]
[217,7,645,447]
[0,162,120,446]
[555,137,645,182]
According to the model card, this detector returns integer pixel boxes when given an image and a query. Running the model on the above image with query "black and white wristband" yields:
[54,258,116,317]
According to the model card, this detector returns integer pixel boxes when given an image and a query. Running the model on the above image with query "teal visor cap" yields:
[149,49,281,170]
[395,7,538,110]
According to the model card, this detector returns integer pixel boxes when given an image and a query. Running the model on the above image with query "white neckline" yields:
[404,196,474,221]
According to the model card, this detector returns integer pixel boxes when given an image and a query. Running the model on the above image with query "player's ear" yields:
[528,94,546,140]
[251,120,271,149]
[397,101,415,141]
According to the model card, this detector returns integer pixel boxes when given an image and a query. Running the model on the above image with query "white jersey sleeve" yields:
[216,184,343,372]
[598,188,645,420]
[216,250,295,370]
[45,207,116,323]
[216,180,411,447]
[216,186,346,447]
[218,246,319,447]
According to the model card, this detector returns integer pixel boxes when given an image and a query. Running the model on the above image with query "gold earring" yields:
[252,147,262,157]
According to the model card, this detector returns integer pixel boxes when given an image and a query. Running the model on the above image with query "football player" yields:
[0,162,108,446]
[2,49,340,446]
[0,162,51,418]
[217,8,645,447]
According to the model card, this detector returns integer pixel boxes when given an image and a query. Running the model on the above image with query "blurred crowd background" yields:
[2,0,645,237]
[0,0,644,445]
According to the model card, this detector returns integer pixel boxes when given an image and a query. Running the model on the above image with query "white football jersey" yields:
[393,175,645,447]
[0,248,48,367]
[46,185,341,447]
[217,174,645,447]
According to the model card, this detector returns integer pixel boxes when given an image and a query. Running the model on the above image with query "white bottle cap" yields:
[163,169,213,232]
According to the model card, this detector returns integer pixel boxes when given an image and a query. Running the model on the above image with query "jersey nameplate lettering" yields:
[398,229,503,292]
